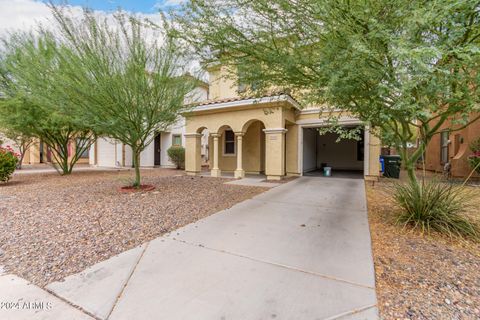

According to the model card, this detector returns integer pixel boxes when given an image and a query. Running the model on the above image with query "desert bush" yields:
[167,146,185,169]
[0,145,19,182]
[393,179,479,239]
[468,137,480,174]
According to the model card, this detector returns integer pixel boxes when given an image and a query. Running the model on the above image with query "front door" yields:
[39,141,44,163]
[154,132,161,166]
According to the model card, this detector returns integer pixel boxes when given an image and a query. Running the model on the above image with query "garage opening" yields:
[302,127,364,178]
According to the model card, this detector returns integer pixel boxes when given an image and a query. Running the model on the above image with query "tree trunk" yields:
[58,142,71,175]
[132,146,141,187]
[404,158,418,184]
[17,151,25,170]
[397,138,429,188]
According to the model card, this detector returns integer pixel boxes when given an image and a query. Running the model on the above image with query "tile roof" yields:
[195,92,301,108]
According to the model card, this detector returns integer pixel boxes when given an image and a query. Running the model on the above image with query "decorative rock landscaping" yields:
[0,169,267,287]
[366,180,480,319]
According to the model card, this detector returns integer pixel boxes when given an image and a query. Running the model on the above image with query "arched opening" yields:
[196,126,210,171]
[242,120,266,174]
[209,125,236,174]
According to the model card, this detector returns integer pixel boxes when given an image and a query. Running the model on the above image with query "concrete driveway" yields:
[45,176,378,320]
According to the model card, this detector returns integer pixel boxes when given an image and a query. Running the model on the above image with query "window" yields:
[172,134,182,146]
[440,130,449,164]
[76,138,89,159]
[236,65,259,93]
[224,130,235,155]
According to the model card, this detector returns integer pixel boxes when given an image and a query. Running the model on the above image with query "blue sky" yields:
[46,0,183,13]
[0,0,185,37]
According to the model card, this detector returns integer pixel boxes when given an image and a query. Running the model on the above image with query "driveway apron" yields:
[111,176,378,319]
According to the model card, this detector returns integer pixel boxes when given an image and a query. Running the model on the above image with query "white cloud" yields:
[0,0,54,36]
[0,0,164,36]
[0,0,201,77]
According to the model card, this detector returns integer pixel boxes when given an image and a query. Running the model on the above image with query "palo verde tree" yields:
[0,34,96,174]
[172,0,480,184]
[49,6,196,187]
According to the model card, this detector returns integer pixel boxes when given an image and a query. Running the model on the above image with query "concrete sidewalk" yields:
[0,273,93,320]
[3,176,378,319]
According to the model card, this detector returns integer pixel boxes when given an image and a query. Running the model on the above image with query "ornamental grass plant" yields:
[394,179,479,240]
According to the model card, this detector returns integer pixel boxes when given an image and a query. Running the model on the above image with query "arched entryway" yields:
[196,126,210,170]
[240,120,266,176]
[209,125,235,177]
[200,121,267,178]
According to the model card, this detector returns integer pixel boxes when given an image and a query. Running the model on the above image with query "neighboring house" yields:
[0,138,90,166]
[90,81,209,168]
[184,64,381,180]
[424,112,480,178]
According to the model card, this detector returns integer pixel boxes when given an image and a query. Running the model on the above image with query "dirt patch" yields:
[366,179,480,319]
[0,169,267,287]
[261,176,299,184]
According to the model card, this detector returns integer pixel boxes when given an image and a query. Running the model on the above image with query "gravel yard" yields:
[366,179,480,319]
[0,169,267,287]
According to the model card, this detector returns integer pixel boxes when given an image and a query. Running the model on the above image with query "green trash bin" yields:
[381,155,401,179]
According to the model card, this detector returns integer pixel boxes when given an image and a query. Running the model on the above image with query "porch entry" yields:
[206,120,266,178]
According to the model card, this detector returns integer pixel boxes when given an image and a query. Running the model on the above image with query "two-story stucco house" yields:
[184,64,381,180]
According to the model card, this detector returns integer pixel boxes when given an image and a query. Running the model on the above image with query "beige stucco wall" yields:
[286,123,299,175]
[243,121,265,173]
[207,65,239,100]
[368,133,381,177]
[185,104,288,134]
[22,140,41,164]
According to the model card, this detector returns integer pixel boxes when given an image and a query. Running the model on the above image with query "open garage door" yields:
[302,127,365,178]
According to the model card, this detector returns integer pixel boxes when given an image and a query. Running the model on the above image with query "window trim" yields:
[172,134,182,147]
[223,130,236,156]
[440,130,449,164]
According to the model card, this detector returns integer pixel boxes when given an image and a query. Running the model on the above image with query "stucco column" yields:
[211,133,221,177]
[184,133,202,175]
[234,132,245,178]
[367,127,381,178]
[263,128,288,180]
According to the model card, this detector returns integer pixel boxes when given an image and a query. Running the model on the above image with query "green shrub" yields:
[393,179,479,239]
[468,137,480,174]
[167,146,185,169]
[0,145,19,182]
